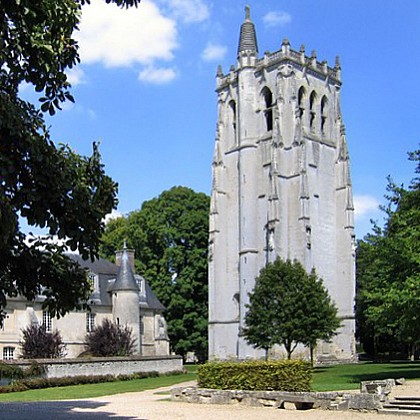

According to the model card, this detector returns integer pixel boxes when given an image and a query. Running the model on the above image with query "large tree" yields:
[242,258,340,361]
[0,0,140,324]
[100,186,210,361]
[356,149,420,359]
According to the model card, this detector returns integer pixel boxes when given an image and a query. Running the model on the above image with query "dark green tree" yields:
[1,1,140,324]
[243,258,340,361]
[100,186,210,361]
[20,324,66,359]
[356,149,420,359]
[84,318,136,357]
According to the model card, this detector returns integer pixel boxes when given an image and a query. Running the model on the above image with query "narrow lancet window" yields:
[262,87,273,131]
[321,95,328,135]
[309,90,317,130]
[298,86,306,119]
[229,100,236,137]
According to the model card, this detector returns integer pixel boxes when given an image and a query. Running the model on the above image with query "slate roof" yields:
[66,253,165,311]
[111,248,139,292]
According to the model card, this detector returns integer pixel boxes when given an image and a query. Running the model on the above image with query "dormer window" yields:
[88,272,99,294]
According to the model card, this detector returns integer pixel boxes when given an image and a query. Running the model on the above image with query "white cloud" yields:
[201,43,227,62]
[263,11,292,28]
[161,0,210,23]
[104,209,124,224]
[66,67,86,86]
[354,194,380,218]
[138,65,177,84]
[76,0,178,67]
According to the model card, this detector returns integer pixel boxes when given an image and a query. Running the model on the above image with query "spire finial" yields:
[245,5,250,20]
[237,5,258,56]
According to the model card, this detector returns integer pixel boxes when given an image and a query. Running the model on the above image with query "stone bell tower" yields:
[208,6,356,361]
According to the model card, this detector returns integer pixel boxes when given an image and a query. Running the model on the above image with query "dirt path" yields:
[69,380,420,419]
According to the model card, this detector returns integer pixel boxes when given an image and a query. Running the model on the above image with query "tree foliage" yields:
[84,318,136,357]
[243,258,340,361]
[100,186,210,361]
[356,149,420,358]
[0,1,140,324]
[20,324,66,359]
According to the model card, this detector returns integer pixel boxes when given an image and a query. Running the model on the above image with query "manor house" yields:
[209,7,356,361]
[0,246,169,359]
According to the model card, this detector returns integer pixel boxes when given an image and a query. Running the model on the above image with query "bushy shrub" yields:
[198,360,312,392]
[84,319,136,357]
[20,325,66,359]
[0,363,24,381]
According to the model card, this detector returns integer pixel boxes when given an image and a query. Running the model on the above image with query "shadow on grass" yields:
[312,362,420,390]
[340,362,420,384]
[0,400,143,420]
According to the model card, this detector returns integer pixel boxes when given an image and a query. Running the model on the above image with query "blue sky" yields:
[28,0,420,239]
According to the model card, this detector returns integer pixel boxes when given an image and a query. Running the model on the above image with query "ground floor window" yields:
[43,311,52,333]
[86,313,96,332]
[3,347,14,360]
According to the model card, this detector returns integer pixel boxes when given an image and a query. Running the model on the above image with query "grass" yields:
[312,361,420,391]
[0,369,196,402]
[0,362,419,401]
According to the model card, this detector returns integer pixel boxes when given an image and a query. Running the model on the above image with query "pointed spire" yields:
[237,5,258,55]
[112,245,139,292]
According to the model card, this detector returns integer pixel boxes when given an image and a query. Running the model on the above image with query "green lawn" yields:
[312,361,420,391]
[0,362,419,402]
[0,369,196,402]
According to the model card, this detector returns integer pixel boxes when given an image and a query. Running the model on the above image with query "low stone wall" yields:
[7,355,183,379]
[171,386,383,411]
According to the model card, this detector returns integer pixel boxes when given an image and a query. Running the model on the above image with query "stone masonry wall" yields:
[8,355,183,379]
[171,386,383,411]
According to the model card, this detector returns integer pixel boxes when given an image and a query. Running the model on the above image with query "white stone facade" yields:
[209,8,356,361]
[0,249,170,359]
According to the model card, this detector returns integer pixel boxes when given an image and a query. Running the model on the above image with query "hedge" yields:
[197,360,312,392]
[0,369,185,393]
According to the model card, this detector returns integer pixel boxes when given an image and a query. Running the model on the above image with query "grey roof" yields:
[139,275,166,311]
[238,6,258,55]
[67,253,117,275]
[66,253,165,311]
[111,247,139,292]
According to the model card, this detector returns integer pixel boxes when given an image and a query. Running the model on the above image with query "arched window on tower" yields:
[309,90,317,131]
[298,86,306,119]
[321,95,328,136]
[262,87,273,132]
[228,100,237,145]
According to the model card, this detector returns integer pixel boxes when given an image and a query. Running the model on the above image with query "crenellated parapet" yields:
[217,38,341,91]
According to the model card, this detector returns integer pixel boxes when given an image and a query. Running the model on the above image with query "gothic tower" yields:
[208,7,356,361]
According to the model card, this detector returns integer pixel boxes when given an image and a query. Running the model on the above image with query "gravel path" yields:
[68,380,420,419]
[2,380,419,419]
